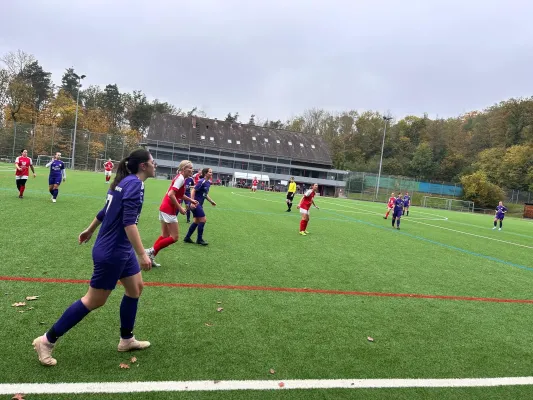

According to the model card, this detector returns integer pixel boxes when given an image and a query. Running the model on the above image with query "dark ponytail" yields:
[200,167,210,178]
[110,148,151,190]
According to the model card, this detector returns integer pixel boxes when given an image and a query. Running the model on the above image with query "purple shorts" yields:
[191,204,205,218]
[393,209,403,218]
[90,250,140,290]
[49,176,62,186]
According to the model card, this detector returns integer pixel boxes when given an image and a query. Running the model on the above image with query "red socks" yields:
[153,236,177,256]
[299,220,308,232]
[385,211,390,218]
[106,176,110,182]
[19,186,25,196]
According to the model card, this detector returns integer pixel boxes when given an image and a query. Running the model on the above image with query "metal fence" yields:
[1,122,532,205]
[0,122,140,170]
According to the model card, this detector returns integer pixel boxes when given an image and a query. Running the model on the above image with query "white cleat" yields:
[32,335,57,366]
[492,227,497,230]
[498,228,502,231]
[118,336,151,352]
[52,199,57,203]
[145,248,161,267]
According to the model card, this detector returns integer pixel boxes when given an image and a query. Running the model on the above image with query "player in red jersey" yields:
[145,160,198,267]
[15,149,36,198]
[251,177,258,192]
[383,192,396,219]
[193,168,202,185]
[297,183,319,236]
[103,159,114,183]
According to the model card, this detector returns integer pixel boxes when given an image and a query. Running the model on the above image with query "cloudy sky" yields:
[1,0,531,122]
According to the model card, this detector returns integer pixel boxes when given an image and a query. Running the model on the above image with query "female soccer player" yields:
[103,158,114,183]
[297,183,319,236]
[32,149,156,366]
[45,152,66,203]
[493,201,508,231]
[183,167,217,245]
[391,193,404,230]
[383,192,395,219]
[145,160,197,267]
[15,149,36,198]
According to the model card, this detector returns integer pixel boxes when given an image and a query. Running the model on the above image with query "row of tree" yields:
[1,49,532,206]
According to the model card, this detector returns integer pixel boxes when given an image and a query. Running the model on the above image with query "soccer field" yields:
[1,165,533,399]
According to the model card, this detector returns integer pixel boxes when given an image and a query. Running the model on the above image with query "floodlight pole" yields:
[71,73,86,169]
[375,116,393,201]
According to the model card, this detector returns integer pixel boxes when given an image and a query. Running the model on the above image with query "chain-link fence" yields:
[0,122,140,170]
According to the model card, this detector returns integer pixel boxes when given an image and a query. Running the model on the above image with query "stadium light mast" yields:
[375,115,393,201]
[71,73,86,169]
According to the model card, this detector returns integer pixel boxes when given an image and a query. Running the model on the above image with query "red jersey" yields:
[193,173,200,184]
[299,189,316,210]
[252,179,258,186]
[159,174,186,215]
[104,161,114,171]
[388,196,395,208]
[15,156,32,177]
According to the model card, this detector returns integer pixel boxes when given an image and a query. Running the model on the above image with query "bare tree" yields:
[0,49,36,75]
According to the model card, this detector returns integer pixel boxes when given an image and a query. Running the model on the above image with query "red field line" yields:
[2,275,533,304]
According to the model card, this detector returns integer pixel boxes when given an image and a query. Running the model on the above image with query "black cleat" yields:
[397,227,400,230]
[196,239,209,246]
[383,216,387,219]
[184,237,194,244]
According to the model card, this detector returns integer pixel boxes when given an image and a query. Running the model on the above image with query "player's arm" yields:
[45,161,52,168]
[312,199,319,209]
[182,194,198,204]
[79,206,106,244]
[30,164,36,176]
[206,194,216,206]
[168,190,186,214]
[15,158,22,171]
[61,168,66,181]
[122,182,151,269]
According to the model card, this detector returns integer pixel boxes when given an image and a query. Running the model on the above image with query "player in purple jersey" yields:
[391,193,403,230]
[402,192,411,216]
[32,149,156,367]
[45,152,66,203]
[492,201,507,231]
[181,176,195,223]
[184,167,217,245]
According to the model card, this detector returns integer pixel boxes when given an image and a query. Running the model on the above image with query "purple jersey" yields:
[495,205,507,217]
[185,177,194,196]
[403,195,411,206]
[394,197,404,212]
[93,175,144,260]
[48,160,65,179]
[194,178,211,206]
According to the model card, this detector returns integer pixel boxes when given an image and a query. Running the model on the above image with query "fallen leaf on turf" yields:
[130,357,137,363]
[39,321,45,325]
[18,310,25,313]
[26,296,39,301]
[27,307,34,310]
[119,363,130,369]
[279,382,285,388]
[269,368,276,374]
[204,322,214,327]
[12,302,26,307]
[11,394,25,400]
[367,336,374,342]
[216,301,222,304]
[214,380,220,384]
[216,307,223,312]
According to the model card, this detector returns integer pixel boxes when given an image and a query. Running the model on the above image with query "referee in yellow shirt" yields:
[286,177,297,212]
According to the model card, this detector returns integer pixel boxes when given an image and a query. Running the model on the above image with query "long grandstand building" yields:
[142,114,348,196]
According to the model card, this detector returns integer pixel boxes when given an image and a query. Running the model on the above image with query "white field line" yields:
[4,377,533,394]
[231,192,447,221]
[408,220,533,250]
[440,219,533,240]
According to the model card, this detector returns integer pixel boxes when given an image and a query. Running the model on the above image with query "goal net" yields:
[94,158,121,172]
[422,196,474,212]
[36,155,71,169]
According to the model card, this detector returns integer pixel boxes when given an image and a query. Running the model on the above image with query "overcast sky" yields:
[1,0,531,122]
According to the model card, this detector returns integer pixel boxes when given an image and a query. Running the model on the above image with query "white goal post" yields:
[36,155,71,169]
[422,196,474,212]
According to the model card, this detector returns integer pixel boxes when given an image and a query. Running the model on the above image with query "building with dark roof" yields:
[142,114,347,195]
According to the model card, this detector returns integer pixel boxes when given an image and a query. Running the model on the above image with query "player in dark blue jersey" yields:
[184,167,217,245]
[391,193,404,230]
[32,149,156,367]
[182,175,195,223]
[492,201,507,231]
[402,192,411,216]
[45,152,66,203]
